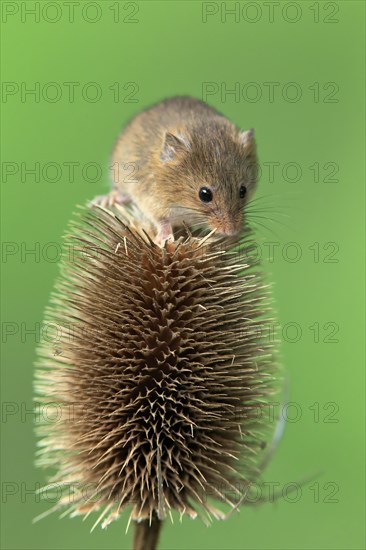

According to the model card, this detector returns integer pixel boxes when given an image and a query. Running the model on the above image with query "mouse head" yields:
[159,125,258,236]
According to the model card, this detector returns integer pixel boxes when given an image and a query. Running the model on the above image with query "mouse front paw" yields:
[154,220,174,246]
[89,188,131,209]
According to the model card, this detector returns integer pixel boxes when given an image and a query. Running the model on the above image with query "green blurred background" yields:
[1,1,365,549]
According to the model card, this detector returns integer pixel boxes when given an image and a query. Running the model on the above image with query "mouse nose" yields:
[223,217,242,236]
[224,227,239,237]
[211,214,241,236]
[217,222,239,237]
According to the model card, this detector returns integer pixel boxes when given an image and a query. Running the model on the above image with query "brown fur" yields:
[110,96,258,236]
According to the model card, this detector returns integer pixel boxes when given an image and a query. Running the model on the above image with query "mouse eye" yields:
[199,187,213,203]
[239,185,247,199]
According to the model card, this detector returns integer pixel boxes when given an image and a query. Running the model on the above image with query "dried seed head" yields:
[35,205,278,529]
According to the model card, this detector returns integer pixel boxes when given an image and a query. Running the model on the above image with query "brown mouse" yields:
[94,96,258,243]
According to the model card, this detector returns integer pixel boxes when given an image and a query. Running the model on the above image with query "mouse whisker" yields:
[245,208,293,219]
[247,219,281,239]
[246,214,295,233]
[170,206,206,217]
[248,194,300,207]
[246,211,292,223]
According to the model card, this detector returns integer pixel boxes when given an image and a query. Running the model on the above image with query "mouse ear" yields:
[239,128,255,149]
[161,131,190,162]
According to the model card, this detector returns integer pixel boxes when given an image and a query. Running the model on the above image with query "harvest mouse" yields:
[94,96,258,243]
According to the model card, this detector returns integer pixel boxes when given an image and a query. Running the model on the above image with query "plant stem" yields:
[133,516,162,550]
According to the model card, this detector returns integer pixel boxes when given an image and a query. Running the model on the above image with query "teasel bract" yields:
[35,204,280,550]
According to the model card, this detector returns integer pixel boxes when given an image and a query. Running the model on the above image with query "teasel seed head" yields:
[35,204,279,539]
